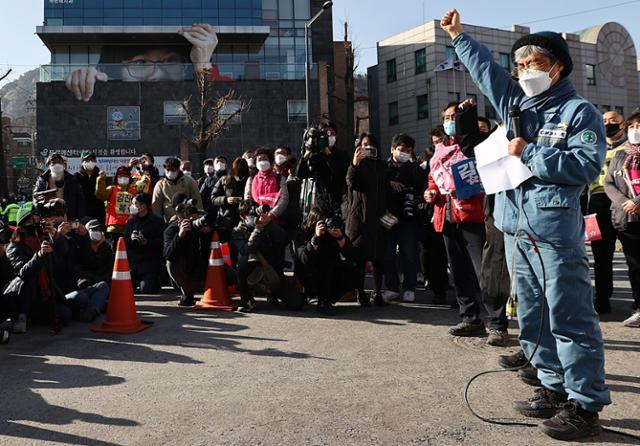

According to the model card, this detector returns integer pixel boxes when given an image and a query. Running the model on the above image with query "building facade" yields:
[36,0,336,174]
[368,20,640,153]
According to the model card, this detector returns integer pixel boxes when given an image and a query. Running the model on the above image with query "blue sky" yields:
[1,0,639,84]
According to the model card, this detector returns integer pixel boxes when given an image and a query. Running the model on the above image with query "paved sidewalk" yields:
[0,254,638,445]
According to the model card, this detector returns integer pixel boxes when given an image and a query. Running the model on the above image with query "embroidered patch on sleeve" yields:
[580,130,598,145]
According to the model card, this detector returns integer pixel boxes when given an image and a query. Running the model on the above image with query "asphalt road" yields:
[1,252,639,446]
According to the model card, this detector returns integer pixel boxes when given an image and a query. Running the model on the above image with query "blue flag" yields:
[452,158,484,200]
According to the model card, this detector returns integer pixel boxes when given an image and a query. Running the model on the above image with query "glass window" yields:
[279,0,294,19]
[499,53,510,71]
[615,106,624,116]
[417,94,429,120]
[415,49,426,75]
[294,0,310,20]
[221,100,243,124]
[467,93,477,102]
[287,99,306,123]
[586,64,596,86]
[389,101,399,126]
[386,59,397,83]
[448,92,460,103]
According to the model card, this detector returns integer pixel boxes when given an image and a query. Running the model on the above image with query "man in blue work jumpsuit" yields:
[440,9,611,441]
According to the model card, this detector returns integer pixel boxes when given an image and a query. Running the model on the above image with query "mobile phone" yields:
[363,146,378,158]
[71,220,80,230]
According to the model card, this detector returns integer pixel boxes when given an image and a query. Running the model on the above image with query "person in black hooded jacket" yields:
[33,153,85,221]
[344,133,390,307]
[74,151,105,223]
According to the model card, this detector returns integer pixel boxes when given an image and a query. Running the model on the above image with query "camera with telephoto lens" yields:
[403,187,417,218]
[174,198,212,230]
[301,126,329,155]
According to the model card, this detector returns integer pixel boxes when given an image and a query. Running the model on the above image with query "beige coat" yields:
[152,174,203,222]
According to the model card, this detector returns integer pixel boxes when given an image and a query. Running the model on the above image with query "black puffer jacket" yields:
[5,239,47,306]
[75,167,105,223]
[124,212,166,275]
[344,158,389,261]
[34,171,86,220]
[211,175,248,231]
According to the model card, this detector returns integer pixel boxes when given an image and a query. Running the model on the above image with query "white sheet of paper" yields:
[474,126,533,194]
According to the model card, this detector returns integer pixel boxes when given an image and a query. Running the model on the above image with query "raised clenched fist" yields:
[440,9,464,40]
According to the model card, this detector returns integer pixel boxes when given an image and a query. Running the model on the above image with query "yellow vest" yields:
[589,143,626,194]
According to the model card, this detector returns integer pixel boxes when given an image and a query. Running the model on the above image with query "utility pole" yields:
[0,68,13,197]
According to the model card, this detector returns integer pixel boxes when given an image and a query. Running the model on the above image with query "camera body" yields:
[324,216,344,231]
[302,126,329,155]
[403,187,417,219]
[175,198,213,231]
[130,229,147,246]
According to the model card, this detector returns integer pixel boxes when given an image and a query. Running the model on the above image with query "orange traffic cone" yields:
[195,231,234,311]
[221,242,232,267]
[93,238,152,334]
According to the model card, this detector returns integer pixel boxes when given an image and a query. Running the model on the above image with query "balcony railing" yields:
[39,63,316,83]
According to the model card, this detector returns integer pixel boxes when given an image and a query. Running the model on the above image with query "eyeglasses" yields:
[124,60,188,79]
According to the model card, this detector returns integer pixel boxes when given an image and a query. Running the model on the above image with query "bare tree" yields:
[181,69,250,167]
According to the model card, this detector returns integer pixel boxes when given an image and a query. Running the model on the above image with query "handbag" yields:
[584,214,602,242]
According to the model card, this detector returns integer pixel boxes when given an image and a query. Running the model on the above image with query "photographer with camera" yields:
[381,134,428,303]
[34,153,85,221]
[232,200,298,313]
[153,157,203,222]
[297,123,350,218]
[164,193,233,307]
[96,165,140,236]
[125,193,165,294]
[295,208,357,315]
[345,133,390,307]
[75,151,105,223]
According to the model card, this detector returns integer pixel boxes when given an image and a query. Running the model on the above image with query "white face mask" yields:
[275,154,287,165]
[205,165,215,174]
[182,170,192,177]
[50,164,64,177]
[214,162,226,172]
[247,158,255,168]
[394,151,412,164]
[89,230,103,241]
[117,177,129,186]
[328,135,337,147]
[83,161,96,171]
[518,64,557,97]
[629,128,640,145]
[165,170,178,180]
[129,204,139,215]
[257,160,271,172]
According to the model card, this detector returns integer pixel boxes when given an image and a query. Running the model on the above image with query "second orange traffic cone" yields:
[195,231,234,311]
[93,237,152,334]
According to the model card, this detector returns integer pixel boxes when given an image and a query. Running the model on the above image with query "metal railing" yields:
[39,63,316,82]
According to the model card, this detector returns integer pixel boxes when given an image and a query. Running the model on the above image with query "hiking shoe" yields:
[238,299,256,313]
[381,290,400,303]
[518,365,542,387]
[622,310,640,327]
[540,400,601,440]
[448,321,486,337]
[513,387,568,419]
[178,295,195,307]
[498,350,527,369]
[401,290,416,302]
[373,292,388,307]
[486,329,508,347]
[11,314,27,334]
[357,290,371,307]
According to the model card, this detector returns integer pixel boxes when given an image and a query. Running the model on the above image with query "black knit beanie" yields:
[512,31,573,77]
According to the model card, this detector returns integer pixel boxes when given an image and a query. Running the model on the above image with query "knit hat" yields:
[512,31,573,77]
[16,206,34,226]
[46,152,65,165]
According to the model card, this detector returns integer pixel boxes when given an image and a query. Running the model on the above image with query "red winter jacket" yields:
[425,173,484,232]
